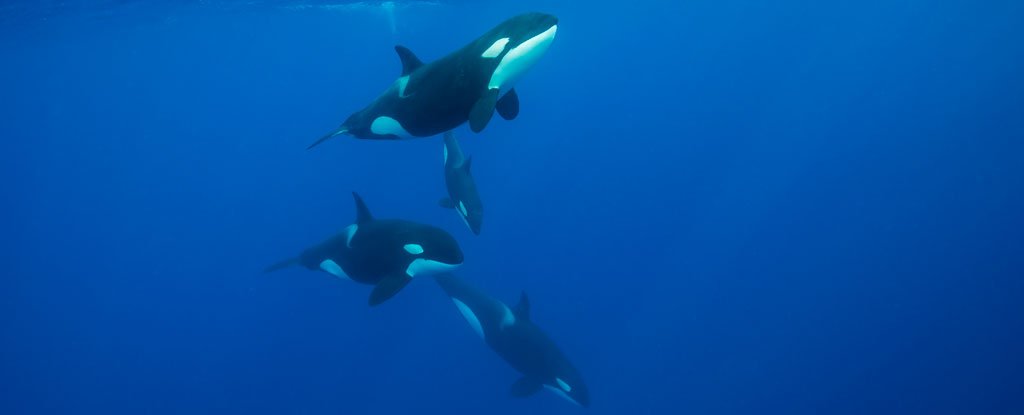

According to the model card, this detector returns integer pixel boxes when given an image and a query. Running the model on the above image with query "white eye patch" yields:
[481,37,510,58]
[404,244,424,254]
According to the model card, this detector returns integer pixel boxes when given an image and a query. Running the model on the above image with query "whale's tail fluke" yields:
[264,257,299,273]
[307,127,348,150]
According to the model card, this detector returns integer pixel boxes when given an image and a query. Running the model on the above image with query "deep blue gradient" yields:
[3,1,1023,413]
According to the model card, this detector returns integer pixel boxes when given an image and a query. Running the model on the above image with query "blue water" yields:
[3,1,1023,413]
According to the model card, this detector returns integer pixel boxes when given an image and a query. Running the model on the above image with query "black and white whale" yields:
[307,12,559,149]
[433,274,590,407]
[265,192,464,306]
[439,132,483,235]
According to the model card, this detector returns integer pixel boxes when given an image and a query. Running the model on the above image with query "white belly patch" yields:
[319,259,351,281]
[370,116,412,138]
[452,298,485,339]
[488,25,558,92]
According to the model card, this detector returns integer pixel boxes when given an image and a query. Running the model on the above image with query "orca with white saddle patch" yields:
[439,131,483,235]
[264,192,464,306]
[433,274,590,407]
[307,12,559,149]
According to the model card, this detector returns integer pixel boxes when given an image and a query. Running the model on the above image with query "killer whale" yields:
[308,12,559,149]
[439,131,483,235]
[433,274,590,407]
[265,192,464,306]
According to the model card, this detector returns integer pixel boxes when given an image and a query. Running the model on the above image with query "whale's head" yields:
[501,12,558,45]
[544,369,590,408]
[484,13,559,93]
[400,224,464,277]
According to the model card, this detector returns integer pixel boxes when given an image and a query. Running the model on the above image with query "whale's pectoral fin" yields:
[510,377,543,398]
[495,89,520,120]
[263,257,299,273]
[368,273,413,306]
[439,198,456,209]
[395,45,423,76]
[469,89,500,133]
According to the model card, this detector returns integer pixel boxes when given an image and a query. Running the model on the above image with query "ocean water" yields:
[3,1,1023,413]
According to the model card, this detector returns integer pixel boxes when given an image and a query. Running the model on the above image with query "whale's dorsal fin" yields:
[395,45,423,76]
[512,291,530,321]
[352,192,374,224]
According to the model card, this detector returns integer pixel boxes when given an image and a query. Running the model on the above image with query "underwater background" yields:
[2,0,1023,413]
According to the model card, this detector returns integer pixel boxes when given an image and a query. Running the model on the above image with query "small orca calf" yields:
[439,131,483,235]
[265,192,464,306]
[433,274,590,407]
[308,12,559,149]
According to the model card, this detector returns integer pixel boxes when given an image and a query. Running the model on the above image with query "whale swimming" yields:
[307,12,559,149]
[439,132,483,235]
[433,274,590,407]
[265,192,464,306]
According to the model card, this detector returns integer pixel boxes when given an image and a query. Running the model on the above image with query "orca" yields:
[433,274,590,407]
[438,131,483,235]
[308,12,559,149]
[265,192,464,306]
